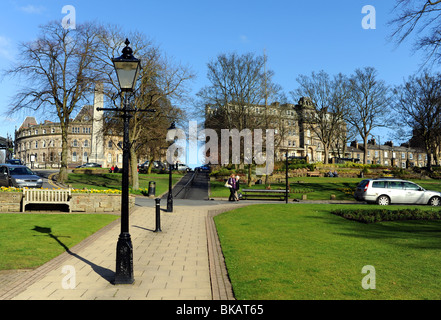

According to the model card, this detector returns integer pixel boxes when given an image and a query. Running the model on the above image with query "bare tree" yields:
[4,21,100,183]
[390,0,441,65]
[94,25,194,189]
[346,67,391,164]
[291,71,349,164]
[392,71,441,170]
[199,52,282,186]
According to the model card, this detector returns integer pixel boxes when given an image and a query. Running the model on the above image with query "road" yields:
[33,169,59,189]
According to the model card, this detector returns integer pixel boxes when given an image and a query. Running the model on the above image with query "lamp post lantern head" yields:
[112,39,141,92]
[168,122,176,131]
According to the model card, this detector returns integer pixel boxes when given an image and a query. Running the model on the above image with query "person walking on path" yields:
[227,174,236,201]
[234,175,240,201]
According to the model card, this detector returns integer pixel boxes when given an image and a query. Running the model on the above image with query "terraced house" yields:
[347,140,432,168]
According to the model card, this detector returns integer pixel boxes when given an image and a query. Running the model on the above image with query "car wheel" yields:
[429,196,441,206]
[377,195,390,206]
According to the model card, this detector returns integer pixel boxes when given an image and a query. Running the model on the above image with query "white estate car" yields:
[354,178,441,206]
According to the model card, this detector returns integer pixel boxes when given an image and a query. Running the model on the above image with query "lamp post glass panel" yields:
[167,122,176,213]
[112,39,140,285]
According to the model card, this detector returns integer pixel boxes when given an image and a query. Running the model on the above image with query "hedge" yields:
[331,208,441,224]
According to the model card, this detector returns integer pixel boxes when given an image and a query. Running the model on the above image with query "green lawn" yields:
[214,203,441,300]
[210,176,441,201]
[0,214,119,270]
[67,173,182,196]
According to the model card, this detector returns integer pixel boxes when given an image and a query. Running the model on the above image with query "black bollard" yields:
[154,198,162,232]
[148,181,156,197]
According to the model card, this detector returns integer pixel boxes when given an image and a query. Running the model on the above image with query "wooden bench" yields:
[307,171,320,177]
[241,189,288,201]
[22,188,72,213]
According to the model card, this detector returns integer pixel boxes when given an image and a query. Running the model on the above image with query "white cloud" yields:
[19,4,45,14]
[240,35,249,43]
[0,36,14,61]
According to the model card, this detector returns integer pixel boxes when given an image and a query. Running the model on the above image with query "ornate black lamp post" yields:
[167,122,176,213]
[97,39,143,285]
[113,39,140,285]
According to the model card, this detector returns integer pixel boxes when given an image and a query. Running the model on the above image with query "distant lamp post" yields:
[167,122,176,213]
[109,39,141,285]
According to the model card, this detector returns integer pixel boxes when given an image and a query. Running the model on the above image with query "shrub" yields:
[331,208,441,224]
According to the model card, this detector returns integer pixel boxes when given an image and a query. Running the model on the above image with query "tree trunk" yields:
[58,120,69,183]
[363,136,369,165]
[130,147,139,190]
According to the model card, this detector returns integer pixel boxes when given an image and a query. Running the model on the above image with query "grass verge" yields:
[66,173,182,196]
[214,203,441,299]
[210,176,441,201]
[0,214,119,270]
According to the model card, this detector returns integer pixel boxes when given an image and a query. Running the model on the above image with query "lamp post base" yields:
[167,195,173,213]
[114,232,134,285]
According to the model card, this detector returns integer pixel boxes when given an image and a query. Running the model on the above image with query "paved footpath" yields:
[1,203,249,300]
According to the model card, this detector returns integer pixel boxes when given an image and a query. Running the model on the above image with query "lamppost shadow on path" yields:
[32,226,115,284]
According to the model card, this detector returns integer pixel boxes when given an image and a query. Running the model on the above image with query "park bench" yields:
[307,171,320,177]
[22,188,72,213]
[241,189,288,201]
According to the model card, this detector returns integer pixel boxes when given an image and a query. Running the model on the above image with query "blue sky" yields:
[0,0,431,144]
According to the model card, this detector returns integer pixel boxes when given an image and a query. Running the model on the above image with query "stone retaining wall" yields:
[0,192,135,213]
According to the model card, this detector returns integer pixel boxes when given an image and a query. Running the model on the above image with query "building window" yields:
[118,154,123,163]
[108,153,112,163]
[73,140,78,147]
[108,141,113,149]
[402,152,405,159]
[409,153,413,159]
[83,152,88,163]
[35,141,38,149]
[72,152,77,162]
[84,140,89,147]
[384,151,388,158]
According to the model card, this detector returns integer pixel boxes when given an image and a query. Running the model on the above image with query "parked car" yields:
[76,163,102,168]
[0,164,43,188]
[354,178,441,206]
[6,159,23,165]
[138,160,165,173]
[176,164,191,172]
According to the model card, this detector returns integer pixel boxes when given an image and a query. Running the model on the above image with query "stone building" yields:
[14,86,123,169]
[205,97,347,163]
[347,140,430,168]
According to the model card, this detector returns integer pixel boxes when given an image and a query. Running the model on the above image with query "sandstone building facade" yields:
[14,86,123,169]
